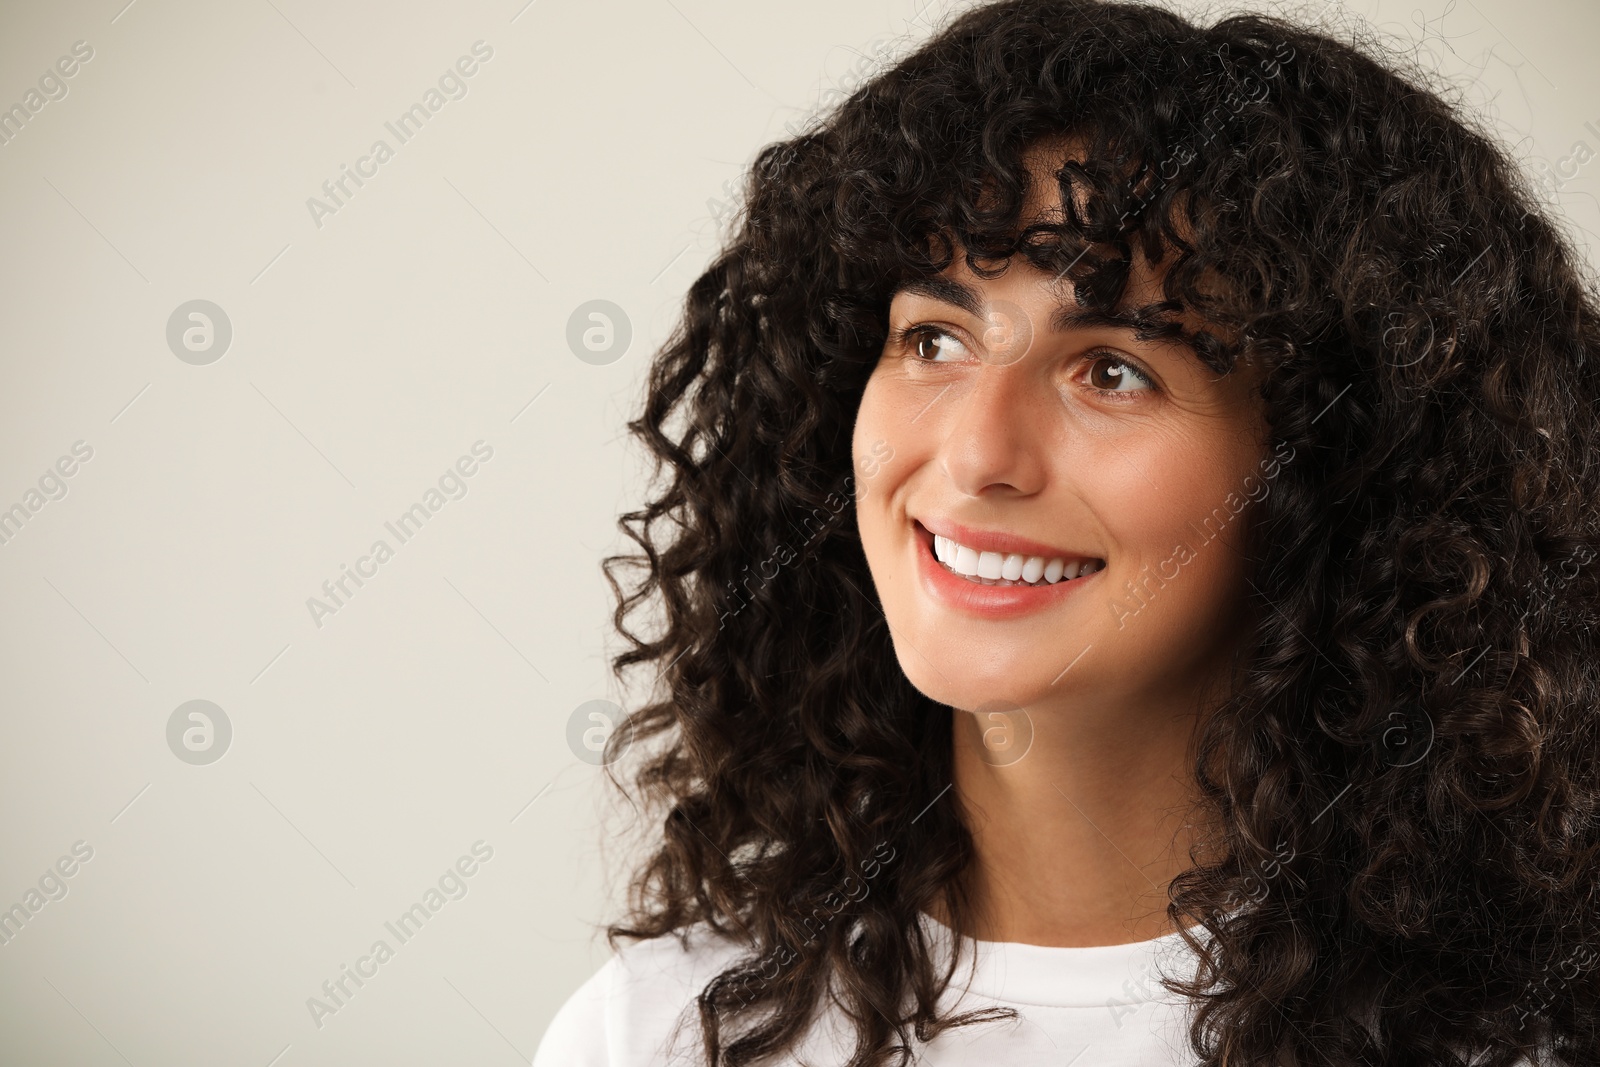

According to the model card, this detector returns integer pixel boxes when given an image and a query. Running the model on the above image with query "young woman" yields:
[534,1,1600,1063]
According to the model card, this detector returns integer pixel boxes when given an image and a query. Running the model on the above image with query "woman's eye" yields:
[901,326,969,362]
[894,328,1155,396]
[1085,352,1155,393]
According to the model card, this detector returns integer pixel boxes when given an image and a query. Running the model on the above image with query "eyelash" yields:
[889,323,1159,399]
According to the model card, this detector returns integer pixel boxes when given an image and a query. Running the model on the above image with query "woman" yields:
[534,0,1600,1063]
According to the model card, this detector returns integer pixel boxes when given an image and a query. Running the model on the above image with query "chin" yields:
[888,635,1046,715]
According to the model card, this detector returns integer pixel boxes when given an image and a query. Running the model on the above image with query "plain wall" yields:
[0,0,1596,1063]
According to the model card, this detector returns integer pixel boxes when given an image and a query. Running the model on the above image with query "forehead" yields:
[1017,132,1096,221]
[891,132,1223,344]
[891,270,1181,345]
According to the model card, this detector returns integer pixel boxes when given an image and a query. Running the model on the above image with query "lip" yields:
[912,520,1102,619]
[915,516,1101,564]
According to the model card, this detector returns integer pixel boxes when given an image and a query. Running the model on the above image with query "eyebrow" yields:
[891,275,1193,347]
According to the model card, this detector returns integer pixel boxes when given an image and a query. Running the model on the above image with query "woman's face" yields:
[851,233,1272,722]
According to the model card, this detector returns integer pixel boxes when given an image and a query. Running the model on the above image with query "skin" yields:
[850,139,1272,947]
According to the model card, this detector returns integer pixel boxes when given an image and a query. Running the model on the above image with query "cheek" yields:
[1093,426,1256,541]
[851,379,896,535]
[850,374,934,592]
[1093,435,1259,633]
[851,384,883,471]
[851,372,910,496]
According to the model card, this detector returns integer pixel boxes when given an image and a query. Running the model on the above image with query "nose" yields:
[938,362,1047,498]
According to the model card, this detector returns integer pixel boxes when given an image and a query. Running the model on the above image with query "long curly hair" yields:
[595,1,1600,1064]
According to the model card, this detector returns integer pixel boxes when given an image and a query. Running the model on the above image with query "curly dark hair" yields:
[595,1,1600,1064]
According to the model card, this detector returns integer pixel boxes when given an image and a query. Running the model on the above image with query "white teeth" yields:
[927,530,1102,587]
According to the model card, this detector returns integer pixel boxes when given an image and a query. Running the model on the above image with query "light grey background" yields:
[0,0,1596,1063]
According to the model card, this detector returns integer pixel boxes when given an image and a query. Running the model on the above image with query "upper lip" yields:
[914,517,1102,563]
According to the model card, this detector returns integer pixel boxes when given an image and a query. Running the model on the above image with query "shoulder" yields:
[532,923,755,1067]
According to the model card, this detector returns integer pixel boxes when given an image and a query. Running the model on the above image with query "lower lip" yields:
[913,523,1101,620]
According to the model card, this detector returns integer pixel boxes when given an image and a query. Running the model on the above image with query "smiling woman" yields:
[853,177,1280,955]
[534,1,1600,1065]
[857,165,1273,725]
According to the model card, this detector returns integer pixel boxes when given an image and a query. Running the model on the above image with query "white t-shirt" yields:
[532,911,1208,1065]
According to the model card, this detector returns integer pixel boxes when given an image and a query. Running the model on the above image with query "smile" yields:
[912,520,1104,619]
[932,533,1105,587]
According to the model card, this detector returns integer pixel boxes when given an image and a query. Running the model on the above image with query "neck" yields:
[927,686,1224,948]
